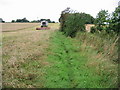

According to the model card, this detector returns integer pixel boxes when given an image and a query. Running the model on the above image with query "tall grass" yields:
[76,31,119,63]
[75,31,119,87]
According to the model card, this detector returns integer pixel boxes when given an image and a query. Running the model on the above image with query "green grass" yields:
[44,31,118,88]
[2,23,118,88]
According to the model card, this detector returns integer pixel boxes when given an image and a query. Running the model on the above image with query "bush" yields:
[90,27,96,33]
[59,8,95,37]
[62,13,85,37]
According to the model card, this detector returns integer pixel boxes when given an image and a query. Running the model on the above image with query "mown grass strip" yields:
[45,31,91,88]
[44,31,118,88]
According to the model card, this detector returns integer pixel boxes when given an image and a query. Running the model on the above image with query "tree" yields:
[22,18,29,22]
[95,10,109,31]
[11,20,15,23]
[109,6,120,33]
[95,10,109,25]
[39,19,55,23]
[31,20,40,23]
[16,18,29,22]
[46,19,51,23]
[78,13,95,24]
[16,19,21,22]
[40,19,46,22]
[51,21,55,23]
[59,7,95,37]
[0,18,5,23]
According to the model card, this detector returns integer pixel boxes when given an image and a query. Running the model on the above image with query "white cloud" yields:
[0,0,119,22]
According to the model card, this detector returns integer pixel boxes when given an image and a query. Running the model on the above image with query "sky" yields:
[0,0,119,22]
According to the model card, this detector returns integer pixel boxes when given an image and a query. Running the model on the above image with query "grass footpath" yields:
[45,31,118,88]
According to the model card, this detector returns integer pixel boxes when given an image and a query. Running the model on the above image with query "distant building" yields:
[85,24,95,32]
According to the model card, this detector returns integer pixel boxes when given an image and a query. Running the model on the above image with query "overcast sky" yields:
[0,0,119,22]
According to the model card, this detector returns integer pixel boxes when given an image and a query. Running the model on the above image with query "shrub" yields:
[90,26,96,33]
[62,13,85,37]
[59,8,95,37]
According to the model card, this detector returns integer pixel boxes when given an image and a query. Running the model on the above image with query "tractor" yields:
[36,20,50,30]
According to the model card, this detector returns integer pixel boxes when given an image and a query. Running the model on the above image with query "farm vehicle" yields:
[36,20,50,30]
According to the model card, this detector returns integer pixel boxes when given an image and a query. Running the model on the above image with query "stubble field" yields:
[2,23,40,32]
[2,23,59,88]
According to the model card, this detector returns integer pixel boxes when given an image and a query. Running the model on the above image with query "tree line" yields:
[0,18,55,23]
[11,18,55,23]
[91,6,120,34]
[59,5,120,37]
[0,18,5,23]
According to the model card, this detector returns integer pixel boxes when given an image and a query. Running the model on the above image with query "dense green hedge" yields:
[60,13,85,37]
[59,8,95,37]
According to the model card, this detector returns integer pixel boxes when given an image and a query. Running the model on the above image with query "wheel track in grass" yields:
[45,31,83,88]
[60,38,78,87]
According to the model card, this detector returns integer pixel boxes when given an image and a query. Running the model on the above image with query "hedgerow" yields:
[59,7,95,37]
